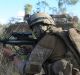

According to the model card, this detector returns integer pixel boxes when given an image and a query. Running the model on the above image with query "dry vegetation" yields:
[0,22,29,75]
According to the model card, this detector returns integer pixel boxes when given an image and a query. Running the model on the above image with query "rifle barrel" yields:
[0,39,37,45]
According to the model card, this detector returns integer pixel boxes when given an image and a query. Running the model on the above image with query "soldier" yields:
[3,12,80,75]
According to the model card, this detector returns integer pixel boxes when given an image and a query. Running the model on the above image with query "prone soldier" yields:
[3,12,80,75]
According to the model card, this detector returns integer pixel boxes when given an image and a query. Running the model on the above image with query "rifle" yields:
[0,32,38,46]
[0,32,38,55]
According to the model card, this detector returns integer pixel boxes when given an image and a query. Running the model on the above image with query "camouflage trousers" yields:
[43,59,80,75]
[26,59,80,75]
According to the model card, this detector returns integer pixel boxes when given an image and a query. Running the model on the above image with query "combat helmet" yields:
[28,12,55,27]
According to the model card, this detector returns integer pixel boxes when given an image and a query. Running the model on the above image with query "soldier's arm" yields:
[22,34,58,74]
[12,34,57,74]
[12,44,53,74]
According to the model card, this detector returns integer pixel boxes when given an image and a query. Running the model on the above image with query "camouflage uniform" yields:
[16,13,80,75]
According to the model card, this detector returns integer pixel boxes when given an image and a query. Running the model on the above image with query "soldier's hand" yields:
[3,47,14,57]
[20,45,33,52]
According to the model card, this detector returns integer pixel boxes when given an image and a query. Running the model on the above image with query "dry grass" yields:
[0,44,20,75]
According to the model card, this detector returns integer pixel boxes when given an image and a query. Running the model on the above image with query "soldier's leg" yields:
[52,59,73,75]
[43,59,73,75]
[43,61,55,75]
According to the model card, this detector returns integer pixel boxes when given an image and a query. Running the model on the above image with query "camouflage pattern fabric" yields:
[52,59,73,75]
[24,45,53,74]
[38,34,66,60]
[46,59,80,75]
[16,28,80,75]
[19,33,66,74]
[69,28,80,54]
